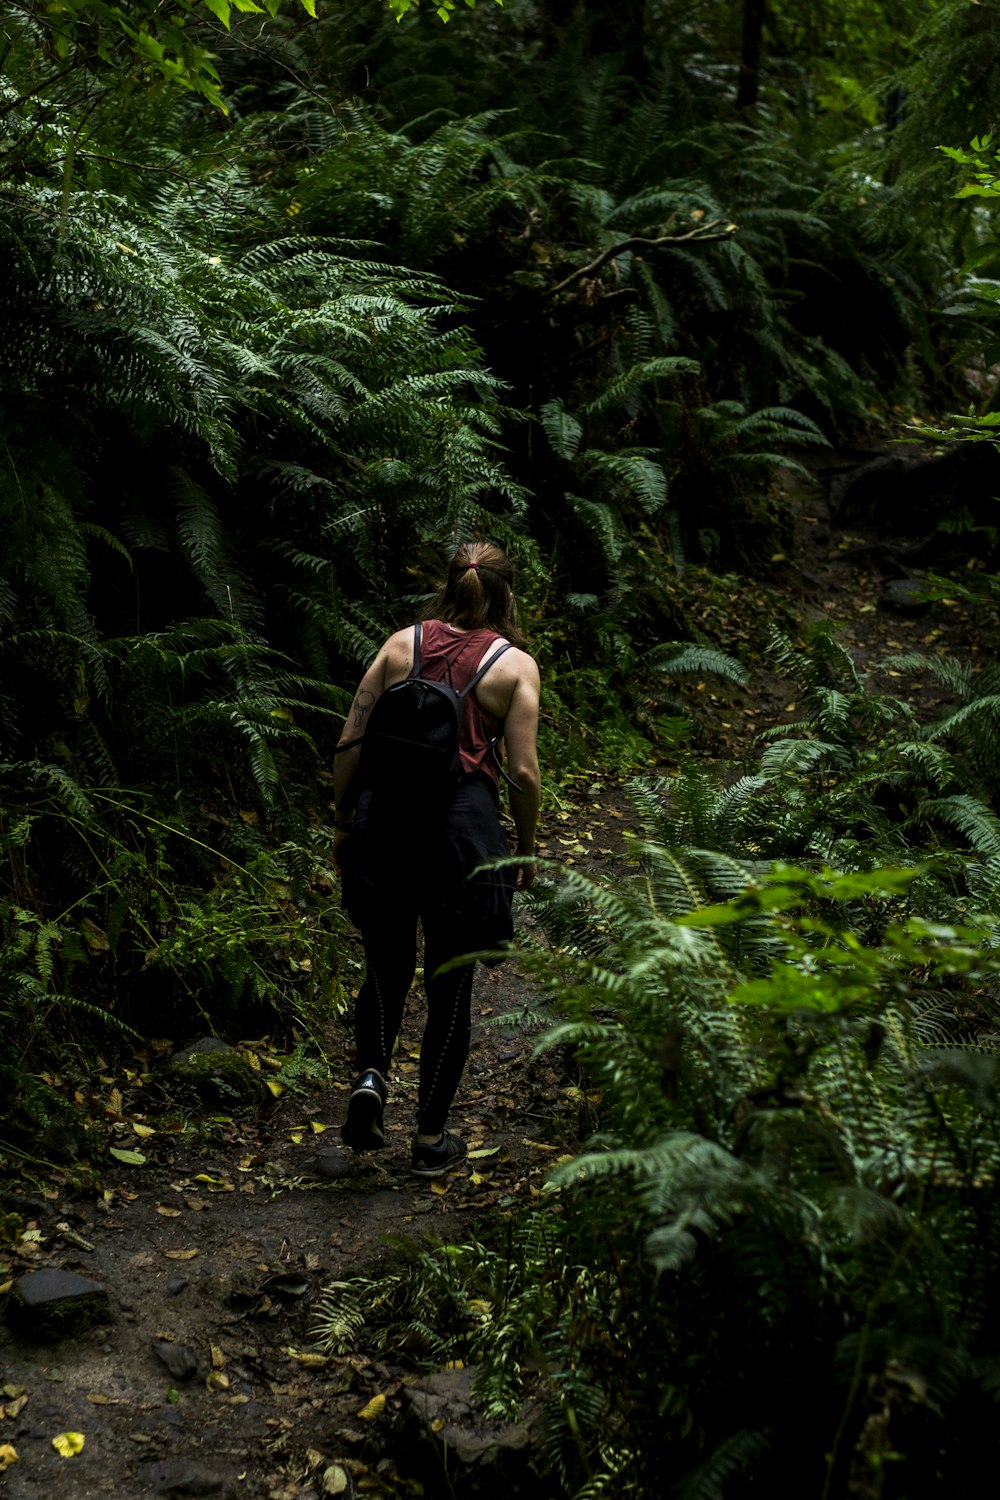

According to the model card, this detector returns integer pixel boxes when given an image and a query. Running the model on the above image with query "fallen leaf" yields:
[0,1444,17,1470]
[109,1148,146,1166]
[86,1394,120,1406]
[51,1432,85,1458]
[284,1349,329,1368]
[210,1346,225,1370]
[323,1463,351,1494]
[164,1249,199,1261]
[357,1394,386,1420]
[156,1206,182,1219]
[430,1179,450,1196]
[3,1395,27,1418]
[467,1147,499,1160]
[133,1124,156,1139]
[265,1080,284,1098]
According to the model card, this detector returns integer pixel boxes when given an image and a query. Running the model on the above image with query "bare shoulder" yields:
[479,645,539,718]
[503,646,540,687]
[380,625,418,685]
[380,627,416,663]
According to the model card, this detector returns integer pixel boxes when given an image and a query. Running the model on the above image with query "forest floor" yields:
[2,448,998,1500]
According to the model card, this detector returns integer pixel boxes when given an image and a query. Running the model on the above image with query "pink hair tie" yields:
[466,562,479,571]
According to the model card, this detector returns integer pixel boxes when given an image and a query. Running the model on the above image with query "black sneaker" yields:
[341,1069,387,1152]
[410,1131,467,1178]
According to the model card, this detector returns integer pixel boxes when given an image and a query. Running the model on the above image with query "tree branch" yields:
[545,220,737,298]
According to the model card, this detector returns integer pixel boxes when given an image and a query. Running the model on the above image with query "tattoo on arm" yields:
[352,690,375,729]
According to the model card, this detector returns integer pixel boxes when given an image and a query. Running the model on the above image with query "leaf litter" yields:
[1,479,990,1496]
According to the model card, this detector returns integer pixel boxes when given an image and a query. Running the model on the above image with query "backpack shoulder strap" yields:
[411,621,423,679]
[459,641,513,699]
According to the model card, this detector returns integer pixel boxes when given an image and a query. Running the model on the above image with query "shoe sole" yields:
[410,1151,467,1179]
[341,1087,385,1152]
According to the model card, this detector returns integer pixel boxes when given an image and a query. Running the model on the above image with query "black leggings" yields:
[355,909,477,1137]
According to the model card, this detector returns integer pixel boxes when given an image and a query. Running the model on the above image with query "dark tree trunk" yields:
[737,0,765,108]
[589,0,648,83]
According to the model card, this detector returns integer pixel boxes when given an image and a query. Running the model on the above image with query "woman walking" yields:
[332,540,541,1176]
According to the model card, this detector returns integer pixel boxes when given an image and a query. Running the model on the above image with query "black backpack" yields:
[345,623,513,810]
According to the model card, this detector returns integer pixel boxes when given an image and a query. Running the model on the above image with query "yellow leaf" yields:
[133,1124,156,1138]
[4,1395,27,1418]
[310,1121,328,1134]
[156,1206,182,1218]
[265,1079,284,1097]
[86,1394,120,1406]
[284,1348,329,1368]
[443,1359,464,1370]
[205,1370,230,1391]
[163,1248,199,1261]
[430,1178,450,1195]
[357,1394,386,1420]
[52,1432,85,1457]
[0,1443,18,1469]
[210,1345,225,1370]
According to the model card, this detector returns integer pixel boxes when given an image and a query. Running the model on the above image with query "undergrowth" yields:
[313,623,1000,1498]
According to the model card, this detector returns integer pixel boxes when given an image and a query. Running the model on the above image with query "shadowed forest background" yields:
[7,0,1000,1494]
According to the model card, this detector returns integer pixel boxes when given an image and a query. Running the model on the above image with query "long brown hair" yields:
[423,540,524,646]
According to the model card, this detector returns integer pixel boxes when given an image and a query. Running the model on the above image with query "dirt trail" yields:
[0,794,639,1500]
[2,452,994,1500]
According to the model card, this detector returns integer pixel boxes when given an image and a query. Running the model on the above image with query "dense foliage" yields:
[6,1,1000,1487]
[316,628,1000,1496]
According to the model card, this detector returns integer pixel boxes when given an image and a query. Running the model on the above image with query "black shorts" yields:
[340,774,515,950]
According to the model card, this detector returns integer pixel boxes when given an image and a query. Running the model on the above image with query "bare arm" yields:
[332,625,417,815]
[332,649,391,862]
[503,657,541,889]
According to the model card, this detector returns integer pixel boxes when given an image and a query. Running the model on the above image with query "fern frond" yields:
[641,643,748,686]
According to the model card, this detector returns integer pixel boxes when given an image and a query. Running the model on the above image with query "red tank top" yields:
[416,621,507,786]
